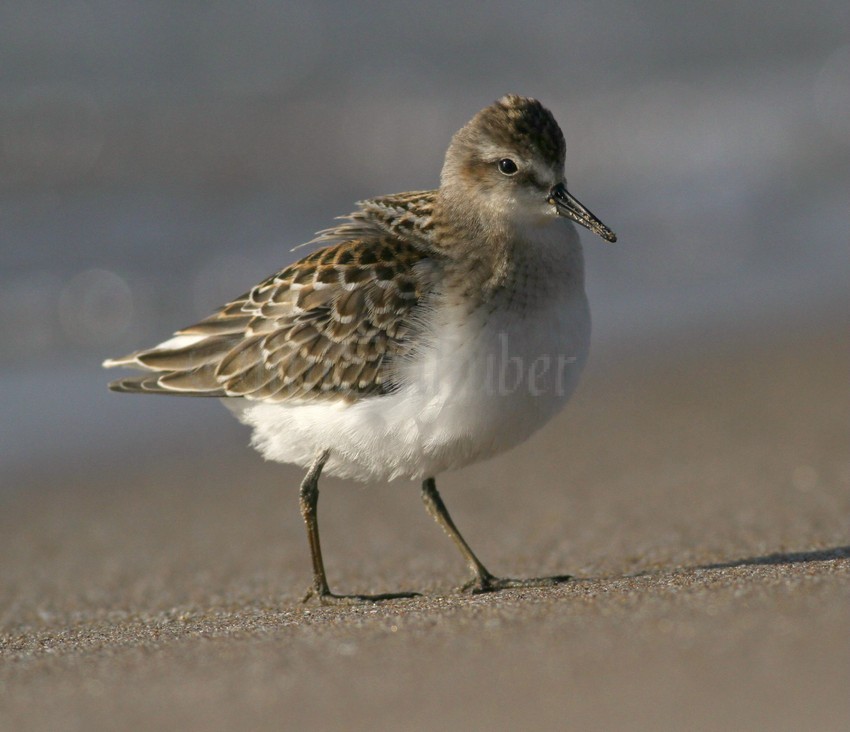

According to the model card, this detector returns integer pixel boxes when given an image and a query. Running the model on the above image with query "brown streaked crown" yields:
[458,94,566,170]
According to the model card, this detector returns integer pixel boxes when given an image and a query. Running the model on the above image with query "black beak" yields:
[548,183,617,243]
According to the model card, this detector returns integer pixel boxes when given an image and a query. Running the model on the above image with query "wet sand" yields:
[1,316,848,731]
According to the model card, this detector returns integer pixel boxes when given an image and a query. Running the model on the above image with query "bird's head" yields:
[440,94,616,243]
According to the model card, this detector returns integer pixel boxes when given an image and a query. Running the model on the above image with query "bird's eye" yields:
[497,158,518,176]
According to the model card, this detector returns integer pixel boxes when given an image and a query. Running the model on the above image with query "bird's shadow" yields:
[696,545,849,571]
[619,545,850,581]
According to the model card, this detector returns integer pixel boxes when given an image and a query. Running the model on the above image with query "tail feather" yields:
[107,374,226,397]
[104,331,231,397]
[135,335,239,371]
[102,352,143,369]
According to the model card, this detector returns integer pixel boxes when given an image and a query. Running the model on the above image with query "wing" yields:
[309,190,439,253]
[104,234,437,403]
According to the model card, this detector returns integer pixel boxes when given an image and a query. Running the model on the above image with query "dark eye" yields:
[497,158,518,176]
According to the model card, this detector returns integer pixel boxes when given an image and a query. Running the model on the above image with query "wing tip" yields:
[103,354,138,369]
[106,373,228,397]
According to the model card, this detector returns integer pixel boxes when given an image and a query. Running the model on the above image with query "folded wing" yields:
[104,235,435,402]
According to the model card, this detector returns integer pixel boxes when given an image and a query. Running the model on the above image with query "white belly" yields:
[230,284,589,482]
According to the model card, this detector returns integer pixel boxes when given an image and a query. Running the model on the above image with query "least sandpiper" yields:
[104,94,616,604]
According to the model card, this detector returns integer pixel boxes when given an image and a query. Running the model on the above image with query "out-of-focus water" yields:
[1,2,848,478]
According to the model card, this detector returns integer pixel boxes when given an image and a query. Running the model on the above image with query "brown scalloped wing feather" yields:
[108,236,433,402]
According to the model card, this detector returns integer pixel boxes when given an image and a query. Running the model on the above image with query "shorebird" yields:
[104,94,616,604]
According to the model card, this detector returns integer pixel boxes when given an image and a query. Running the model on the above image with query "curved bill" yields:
[548,183,617,243]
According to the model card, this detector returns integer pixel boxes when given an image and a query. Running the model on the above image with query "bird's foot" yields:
[456,572,572,594]
[301,585,420,605]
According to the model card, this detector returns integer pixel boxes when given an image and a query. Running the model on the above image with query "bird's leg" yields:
[420,477,496,590]
[299,449,332,601]
[299,450,419,605]
[420,477,572,593]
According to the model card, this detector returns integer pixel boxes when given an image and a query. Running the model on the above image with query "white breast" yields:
[230,221,590,482]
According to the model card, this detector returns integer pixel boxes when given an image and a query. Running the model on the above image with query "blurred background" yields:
[1,1,848,487]
[1,4,848,730]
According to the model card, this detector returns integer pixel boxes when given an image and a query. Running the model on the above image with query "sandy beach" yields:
[1,313,847,731]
